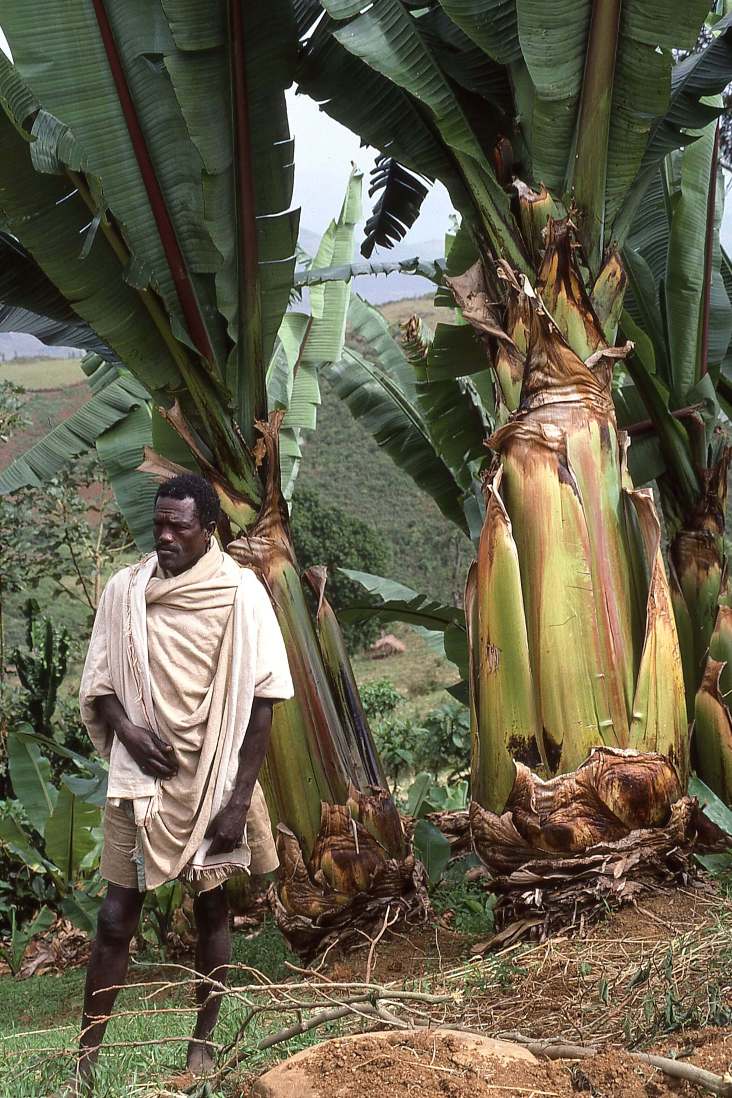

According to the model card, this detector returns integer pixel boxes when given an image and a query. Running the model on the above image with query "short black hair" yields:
[155,473,220,528]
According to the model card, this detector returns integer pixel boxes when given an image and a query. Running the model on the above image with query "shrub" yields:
[413,700,471,779]
[290,485,392,652]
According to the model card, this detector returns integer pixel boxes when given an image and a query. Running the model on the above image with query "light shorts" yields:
[99,779,279,893]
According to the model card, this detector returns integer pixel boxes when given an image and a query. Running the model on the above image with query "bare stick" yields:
[498,1032,597,1060]
[365,905,398,984]
[632,1053,732,1096]
[499,1031,732,1096]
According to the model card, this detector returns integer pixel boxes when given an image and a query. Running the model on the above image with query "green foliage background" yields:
[297,376,473,608]
[290,484,390,650]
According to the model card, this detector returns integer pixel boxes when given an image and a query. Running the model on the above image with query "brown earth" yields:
[239,882,732,1098]
[0,383,88,468]
[245,1027,732,1098]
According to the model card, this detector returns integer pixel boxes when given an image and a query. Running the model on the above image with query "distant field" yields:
[379,293,451,333]
[0,384,88,469]
[0,356,86,389]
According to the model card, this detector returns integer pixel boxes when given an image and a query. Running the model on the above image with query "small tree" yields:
[291,485,392,651]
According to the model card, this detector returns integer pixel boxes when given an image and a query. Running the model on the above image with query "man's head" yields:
[153,473,220,576]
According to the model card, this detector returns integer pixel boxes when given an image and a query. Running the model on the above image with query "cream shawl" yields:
[79,542,293,890]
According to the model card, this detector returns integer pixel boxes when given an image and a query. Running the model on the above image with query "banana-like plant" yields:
[0,6,416,951]
[618,115,732,802]
[295,0,732,894]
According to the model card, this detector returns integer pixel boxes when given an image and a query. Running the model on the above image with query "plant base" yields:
[271,792,429,959]
[469,749,730,943]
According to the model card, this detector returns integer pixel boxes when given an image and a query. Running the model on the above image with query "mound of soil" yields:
[249,1028,690,1098]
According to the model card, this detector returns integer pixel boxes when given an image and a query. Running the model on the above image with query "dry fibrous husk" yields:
[468,748,730,941]
[0,918,91,979]
[272,787,429,959]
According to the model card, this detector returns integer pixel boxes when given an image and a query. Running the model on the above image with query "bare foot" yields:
[186,1038,215,1076]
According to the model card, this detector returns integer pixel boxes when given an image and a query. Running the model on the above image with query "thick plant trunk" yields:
[453,220,688,812]
[662,451,732,804]
[227,416,422,956]
[668,452,730,713]
[449,217,709,923]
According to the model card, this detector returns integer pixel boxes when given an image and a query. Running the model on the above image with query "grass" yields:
[0,357,86,390]
[351,624,459,721]
[2,885,732,1095]
[0,919,354,1097]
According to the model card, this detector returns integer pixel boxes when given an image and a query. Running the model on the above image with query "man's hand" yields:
[117,723,178,780]
[205,801,248,857]
[203,698,275,858]
[95,693,178,780]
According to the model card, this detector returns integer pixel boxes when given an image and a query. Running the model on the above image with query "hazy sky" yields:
[286,89,453,242]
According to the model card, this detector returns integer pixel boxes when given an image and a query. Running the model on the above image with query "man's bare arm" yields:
[94,694,177,779]
[205,697,275,856]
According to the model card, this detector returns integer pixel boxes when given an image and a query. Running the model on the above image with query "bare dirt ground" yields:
[292,1027,732,1098]
[240,880,732,1098]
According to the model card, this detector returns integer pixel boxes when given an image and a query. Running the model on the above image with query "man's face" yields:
[153,496,213,576]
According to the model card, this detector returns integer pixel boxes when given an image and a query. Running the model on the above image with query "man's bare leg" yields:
[187,885,231,1075]
[77,884,145,1085]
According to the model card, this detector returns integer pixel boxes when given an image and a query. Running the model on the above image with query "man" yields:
[73,472,293,1090]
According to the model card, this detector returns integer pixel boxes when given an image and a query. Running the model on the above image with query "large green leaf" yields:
[0,814,46,873]
[44,786,100,886]
[319,0,525,268]
[0,371,149,496]
[301,168,362,364]
[10,728,108,781]
[688,774,732,837]
[0,53,183,404]
[339,568,468,675]
[268,171,364,498]
[347,295,418,401]
[604,0,711,231]
[625,163,672,297]
[436,0,521,66]
[516,0,592,194]
[6,732,57,837]
[158,0,300,432]
[412,818,451,883]
[644,14,732,168]
[297,14,469,215]
[325,348,468,533]
[406,10,514,116]
[615,13,732,243]
[0,48,255,504]
[1,2,221,349]
[666,120,732,403]
[267,315,310,499]
[96,404,158,552]
[347,294,492,497]
[0,234,117,361]
[0,1,299,497]
[61,890,102,935]
[408,326,492,493]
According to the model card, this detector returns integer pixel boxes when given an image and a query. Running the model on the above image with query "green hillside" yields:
[1,301,474,610]
[296,376,472,608]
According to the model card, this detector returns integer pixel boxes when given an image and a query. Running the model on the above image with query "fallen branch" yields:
[498,1032,597,1060]
[210,987,454,1088]
[499,1031,732,1096]
[633,1052,732,1097]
